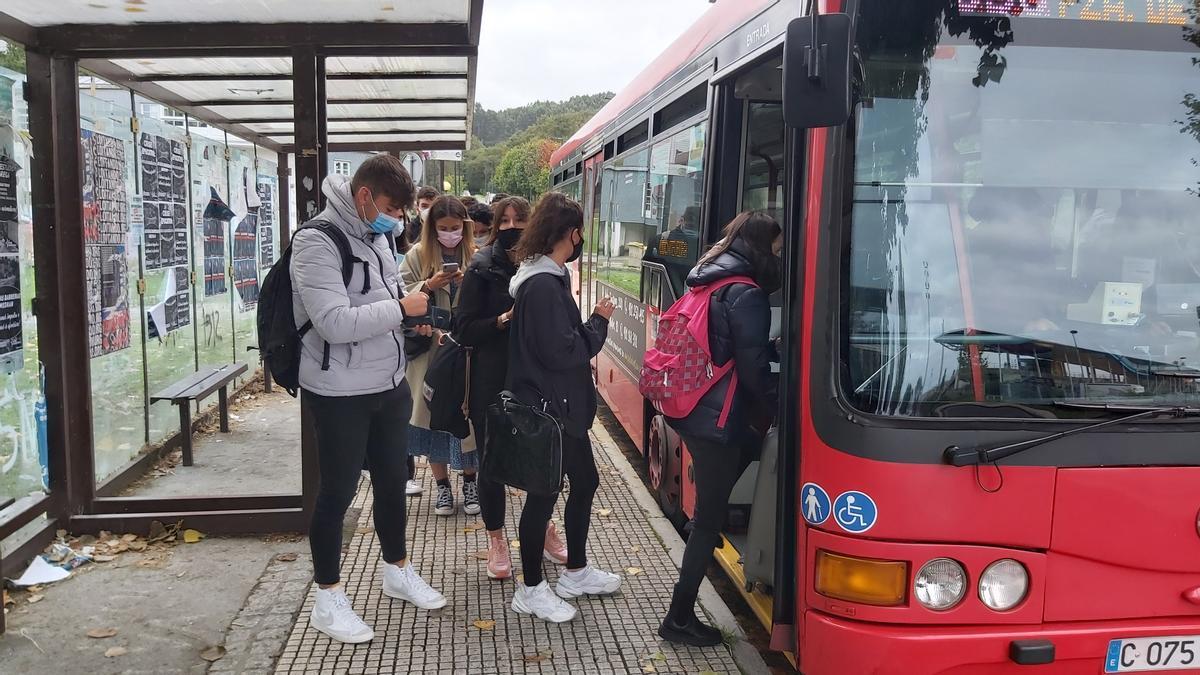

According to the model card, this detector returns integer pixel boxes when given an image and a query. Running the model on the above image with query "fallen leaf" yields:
[507,489,522,496]
[698,671,721,675]
[27,594,43,604]
[87,627,119,639]
[596,508,612,517]
[522,649,554,663]
[642,665,656,673]
[93,555,116,563]
[121,533,138,543]
[104,646,127,658]
[627,545,641,554]
[199,645,226,662]
[470,550,489,561]
[2,590,11,607]
[626,567,643,576]
[128,541,147,552]
[462,521,484,532]
[510,540,520,550]
[472,619,496,630]
[355,526,373,535]
[182,529,205,544]
[56,529,67,538]
[276,552,299,562]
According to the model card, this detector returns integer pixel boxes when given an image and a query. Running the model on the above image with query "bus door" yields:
[708,49,802,641]
[579,152,604,319]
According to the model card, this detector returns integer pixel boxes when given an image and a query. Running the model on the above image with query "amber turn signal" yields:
[815,550,908,606]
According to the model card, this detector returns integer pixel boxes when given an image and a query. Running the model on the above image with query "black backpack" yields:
[423,334,472,439]
[257,220,360,397]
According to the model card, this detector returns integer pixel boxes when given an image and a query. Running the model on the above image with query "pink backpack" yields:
[638,276,757,428]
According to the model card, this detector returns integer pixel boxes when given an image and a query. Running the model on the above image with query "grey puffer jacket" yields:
[291,175,408,397]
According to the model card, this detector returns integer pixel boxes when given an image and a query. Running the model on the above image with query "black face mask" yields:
[567,231,584,263]
[496,228,522,251]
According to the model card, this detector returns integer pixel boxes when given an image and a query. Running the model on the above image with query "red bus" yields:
[550,0,1200,672]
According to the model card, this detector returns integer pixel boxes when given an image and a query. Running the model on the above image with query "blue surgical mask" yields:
[360,189,400,234]
[370,211,400,235]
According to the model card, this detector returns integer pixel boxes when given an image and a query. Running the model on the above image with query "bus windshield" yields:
[844,0,1200,418]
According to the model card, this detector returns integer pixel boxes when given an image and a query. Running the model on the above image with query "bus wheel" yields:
[648,414,683,525]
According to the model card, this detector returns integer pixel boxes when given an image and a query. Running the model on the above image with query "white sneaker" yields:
[310,586,374,643]
[382,563,447,610]
[512,580,577,623]
[555,565,622,598]
[406,479,423,496]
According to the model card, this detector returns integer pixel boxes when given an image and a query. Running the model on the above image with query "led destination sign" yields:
[957,0,1189,24]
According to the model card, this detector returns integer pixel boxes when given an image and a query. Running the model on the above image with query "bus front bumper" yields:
[803,610,1200,674]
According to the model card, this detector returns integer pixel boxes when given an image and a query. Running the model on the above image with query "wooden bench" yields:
[150,362,249,467]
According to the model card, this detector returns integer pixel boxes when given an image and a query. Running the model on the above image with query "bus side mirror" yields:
[783,13,853,129]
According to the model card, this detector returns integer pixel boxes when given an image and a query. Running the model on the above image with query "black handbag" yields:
[482,391,564,496]
[424,334,472,440]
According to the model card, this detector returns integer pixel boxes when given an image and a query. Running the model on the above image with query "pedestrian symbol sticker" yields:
[833,491,877,533]
[801,483,831,525]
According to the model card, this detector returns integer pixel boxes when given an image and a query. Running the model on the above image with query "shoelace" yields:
[436,486,453,507]
[463,481,478,502]
[400,566,438,600]
[329,593,367,628]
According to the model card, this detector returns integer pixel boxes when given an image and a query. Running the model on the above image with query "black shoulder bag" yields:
[482,391,564,496]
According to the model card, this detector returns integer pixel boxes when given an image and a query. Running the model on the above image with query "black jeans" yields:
[670,433,755,616]
[470,410,509,532]
[305,385,413,586]
[518,432,599,586]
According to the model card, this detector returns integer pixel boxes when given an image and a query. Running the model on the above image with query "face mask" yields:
[474,235,490,247]
[567,232,584,264]
[437,229,464,248]
[419,208,430,223]
[359,191,400,235]
[497,228,522,251]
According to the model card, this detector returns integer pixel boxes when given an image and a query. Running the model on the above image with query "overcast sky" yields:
[475,0,712,110]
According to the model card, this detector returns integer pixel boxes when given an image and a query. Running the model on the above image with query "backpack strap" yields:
[295,220,360,372]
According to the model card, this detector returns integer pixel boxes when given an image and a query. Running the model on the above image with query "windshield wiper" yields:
[942,404,1200,466]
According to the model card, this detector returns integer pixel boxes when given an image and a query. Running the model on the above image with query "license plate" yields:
[1105,636,1200,672]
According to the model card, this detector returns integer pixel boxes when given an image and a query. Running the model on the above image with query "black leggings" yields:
[518,433,599,586]
[305,386,413,586]
[469,410,509,532]
[670,433,755,615]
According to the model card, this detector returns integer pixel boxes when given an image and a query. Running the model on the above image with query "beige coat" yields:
[399,243,475,451]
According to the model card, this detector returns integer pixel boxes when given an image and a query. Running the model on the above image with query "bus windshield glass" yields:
[844,0,1200,418]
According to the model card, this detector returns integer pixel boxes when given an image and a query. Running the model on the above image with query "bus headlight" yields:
[914,558,966,610]
[979,559,1028,611]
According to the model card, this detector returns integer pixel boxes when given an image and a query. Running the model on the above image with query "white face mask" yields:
[419,207,431,223]
[474,235,489,247]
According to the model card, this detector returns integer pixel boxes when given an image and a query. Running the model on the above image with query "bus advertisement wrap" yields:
[597,280,647,378]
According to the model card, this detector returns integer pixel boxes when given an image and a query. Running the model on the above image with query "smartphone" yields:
[441,262,460,274]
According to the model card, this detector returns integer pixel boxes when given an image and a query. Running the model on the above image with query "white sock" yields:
[564,566,588,579]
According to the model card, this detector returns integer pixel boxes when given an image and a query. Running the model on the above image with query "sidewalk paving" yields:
[272,423,767,675]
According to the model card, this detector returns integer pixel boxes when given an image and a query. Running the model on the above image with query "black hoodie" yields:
[506,256,608,439]
[665,239,779,446]
[454,243,518,418]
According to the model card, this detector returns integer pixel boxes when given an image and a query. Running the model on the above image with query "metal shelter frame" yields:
[0,2,484,635]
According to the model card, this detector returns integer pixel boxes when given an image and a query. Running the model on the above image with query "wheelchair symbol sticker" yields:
[802,483,831,525]
[833,491,877,533]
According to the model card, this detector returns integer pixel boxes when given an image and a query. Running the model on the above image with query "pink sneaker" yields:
[487,535,512,580]
[543,522,568,564]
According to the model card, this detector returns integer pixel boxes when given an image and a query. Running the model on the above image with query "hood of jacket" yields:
[320,175,374,240]
[508,254,564,296]
[687,239,757,287]
[470,242,517,280]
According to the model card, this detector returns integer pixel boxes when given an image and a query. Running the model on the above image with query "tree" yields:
[0,41,25,74]
[492,139,560,200]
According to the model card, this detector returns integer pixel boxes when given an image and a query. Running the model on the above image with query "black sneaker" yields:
[462,479,480,516]
[658,613,723,647]
[434,484,455,516]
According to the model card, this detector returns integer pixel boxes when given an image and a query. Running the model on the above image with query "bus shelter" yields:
[0,1,483,635]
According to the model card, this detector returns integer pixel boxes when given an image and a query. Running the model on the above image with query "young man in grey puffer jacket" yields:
[291,154,444,644]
